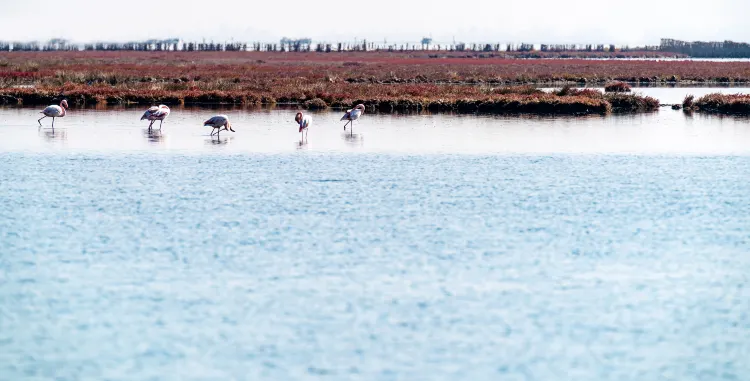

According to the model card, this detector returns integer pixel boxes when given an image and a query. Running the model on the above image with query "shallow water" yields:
[540,86,750,106]
[613,87,750,105]
[1,101,749,380]
[1,93,750,155]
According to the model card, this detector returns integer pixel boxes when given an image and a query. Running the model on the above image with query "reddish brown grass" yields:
[0,51,685,114]
[1,52,749,87]
[690,93,750,113]
[604,81,632,92]
[682,95,695,109]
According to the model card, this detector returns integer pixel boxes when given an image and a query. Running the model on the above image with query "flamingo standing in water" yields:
[38,99,69,129]
[295,112,312,142]
[141,105,170,130]
[204,115,235,138]
[341,104,365,135]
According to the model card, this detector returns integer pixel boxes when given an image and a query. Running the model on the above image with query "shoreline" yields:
[0,88,659,115]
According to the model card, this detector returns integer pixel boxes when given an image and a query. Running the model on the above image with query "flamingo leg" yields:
[51,117,55,130]
[148,120,155,130]
[38,115,46,126]
[159,120,163,130]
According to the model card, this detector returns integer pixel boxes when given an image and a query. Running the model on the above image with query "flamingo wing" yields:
[141,106,159,120]
[340,110,352,121]
[300,115,312,128]
[153,106,170,118]
[43,105,63,117]
[204,115,228,126]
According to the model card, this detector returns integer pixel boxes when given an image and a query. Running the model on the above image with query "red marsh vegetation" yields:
[685,93,750,114]
[604,81,632,92]
[0,51,728,114]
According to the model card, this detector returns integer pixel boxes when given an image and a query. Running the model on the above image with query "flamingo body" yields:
[38,99,68,129]
[295,112,312,142]
[141,105,170,121]
[204,115,235,137]
[42,105,65,118]
[340,108,363,122]
[141,105,170,130]
[340,104,365,134]
[298,114,312,131]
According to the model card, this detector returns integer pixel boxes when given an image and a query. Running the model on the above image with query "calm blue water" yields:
[1,152,748,381]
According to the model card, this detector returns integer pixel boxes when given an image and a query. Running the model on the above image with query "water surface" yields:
[1,92,750,155]
[1,101,749,381]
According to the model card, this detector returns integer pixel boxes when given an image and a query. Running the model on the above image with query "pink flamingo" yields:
[140,104,171,130]
[295,112,312,141]
[204,115,235,138]
[38,99,69,129]
[340,104,365,135]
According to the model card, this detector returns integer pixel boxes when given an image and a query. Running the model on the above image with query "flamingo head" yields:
[295,112,303,123]
[226,121,235,132]
[61,99,69,109]
[355,104,366,113]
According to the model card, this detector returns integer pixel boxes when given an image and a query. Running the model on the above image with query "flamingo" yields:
[295,112,312,141]
[341,104,365,135]
[38,99,69,129]
[204,115,235,138]
[140,104,170,130]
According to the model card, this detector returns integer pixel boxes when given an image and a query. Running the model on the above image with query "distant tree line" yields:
[660,38,750,58]
[7,37,747,56]
[0,37,652,53]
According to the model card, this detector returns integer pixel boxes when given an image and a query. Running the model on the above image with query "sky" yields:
[1,0,748,46]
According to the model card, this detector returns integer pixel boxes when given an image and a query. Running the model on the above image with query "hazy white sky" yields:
[1,0,748,45]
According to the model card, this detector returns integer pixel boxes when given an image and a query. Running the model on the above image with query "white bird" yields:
[204,115,235,137]
[140,104,170,130]
[340,104,365,135]
[295,112,312,142]
[38,99,69,129]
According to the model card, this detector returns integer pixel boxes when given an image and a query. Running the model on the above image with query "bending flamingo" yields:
[38,99,69,129]
[341,104,365,135]
[204,115,235,137]
[295,112,312,141]
[141,104,170,130]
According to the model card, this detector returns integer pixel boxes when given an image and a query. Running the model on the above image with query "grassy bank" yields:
[0,85,660,115]
[2,52,749,87]
[0,51,677,114]
[684,93,750,114]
